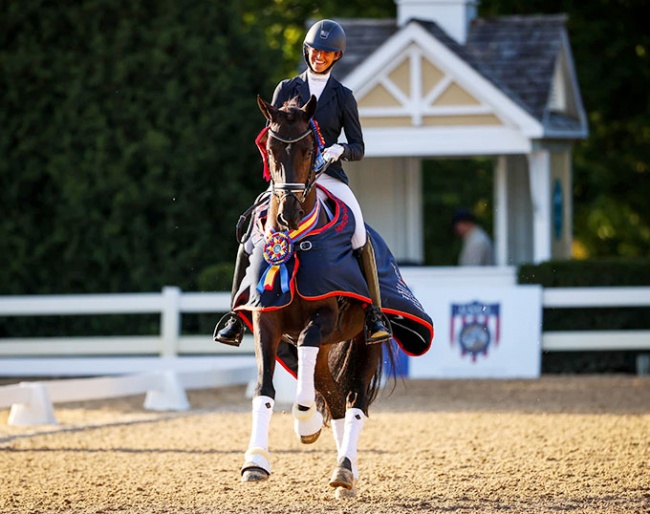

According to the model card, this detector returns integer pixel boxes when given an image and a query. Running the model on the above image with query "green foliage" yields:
[2,0,649,301]
[197,262,235,292]
[518,259,650,330]
[0,0,280,295]
[519,259,650,287]
[241,0,396,82]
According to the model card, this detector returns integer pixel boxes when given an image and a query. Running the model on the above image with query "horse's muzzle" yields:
[277,210,303,231]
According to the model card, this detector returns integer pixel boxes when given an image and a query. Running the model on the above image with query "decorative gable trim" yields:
[343,21,544,140]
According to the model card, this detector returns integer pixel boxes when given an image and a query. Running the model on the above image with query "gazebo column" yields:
[527,147,552,263]
[494,156,509,266]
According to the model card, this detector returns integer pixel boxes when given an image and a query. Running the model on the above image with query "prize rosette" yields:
[263,231,293,265]
[257,231,294,293]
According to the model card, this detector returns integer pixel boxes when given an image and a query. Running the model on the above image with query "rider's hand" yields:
[322,144,344,163]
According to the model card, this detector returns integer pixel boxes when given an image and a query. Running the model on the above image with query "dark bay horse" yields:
[239,95,389,496]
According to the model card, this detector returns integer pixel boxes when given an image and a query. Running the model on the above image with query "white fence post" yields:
[143,371,190,411]
[160,286,181,358]
[8,382,58,426]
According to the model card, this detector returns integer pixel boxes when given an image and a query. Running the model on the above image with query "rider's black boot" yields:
[213,245,249,347]
[356,236,392,345]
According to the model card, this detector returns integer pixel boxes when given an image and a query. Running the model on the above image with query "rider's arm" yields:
[271,80,291,109]
[340,90,364,162]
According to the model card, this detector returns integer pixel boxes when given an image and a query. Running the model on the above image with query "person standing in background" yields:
[452,208,495,266]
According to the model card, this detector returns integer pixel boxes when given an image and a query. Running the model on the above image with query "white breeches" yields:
[316,174,367,249]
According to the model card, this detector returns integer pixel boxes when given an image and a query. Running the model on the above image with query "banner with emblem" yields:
[400,277,542,379]
[450,301,500,362]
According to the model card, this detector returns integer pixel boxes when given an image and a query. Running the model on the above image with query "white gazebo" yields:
[332,0,588,265]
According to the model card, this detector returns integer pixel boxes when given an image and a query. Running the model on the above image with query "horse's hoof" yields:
[300,428,321,444]
[329,457,355,490]
[241,466,270,483]
[293,403,323,444]
[241,447,271,482]
[334,485,357,499]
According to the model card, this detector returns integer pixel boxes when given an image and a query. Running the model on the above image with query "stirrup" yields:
[364,307,392,345]
[213,312,245,347]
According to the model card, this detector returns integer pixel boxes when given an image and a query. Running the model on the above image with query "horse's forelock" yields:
[280,97,307,120]
[282,97,301,109]
[276,97,309,127]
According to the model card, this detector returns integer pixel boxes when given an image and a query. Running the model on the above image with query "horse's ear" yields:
[257,95,277,123]
[303,95,317,120]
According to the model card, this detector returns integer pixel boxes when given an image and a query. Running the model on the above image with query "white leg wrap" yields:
[339,408,365,479]
[295,346,319,407]
[292,402,323,437]
[243,447,272,475]
[248,395,274,452]
[331,418,345,453]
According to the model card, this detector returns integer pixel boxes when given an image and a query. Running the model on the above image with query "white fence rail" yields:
[0,364,258,426]
[2,285,649,359]
[1,285,649,426]
[541,287,650,352]
[0,286,241,360]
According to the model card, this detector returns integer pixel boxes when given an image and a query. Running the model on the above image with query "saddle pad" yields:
[233,187,434,360]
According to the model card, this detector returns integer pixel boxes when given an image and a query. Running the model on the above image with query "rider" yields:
[214,19,392,347]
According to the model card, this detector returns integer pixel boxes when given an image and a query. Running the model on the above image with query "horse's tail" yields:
[366,338,399,410]
[319,336,397,424]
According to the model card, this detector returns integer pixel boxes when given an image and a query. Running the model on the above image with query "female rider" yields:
[214,19,391,347]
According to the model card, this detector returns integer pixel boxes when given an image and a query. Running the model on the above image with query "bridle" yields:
[236,117,330,244]
[267,124,328,201]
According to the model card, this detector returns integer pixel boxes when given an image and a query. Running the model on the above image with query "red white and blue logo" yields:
[450,301,501,362]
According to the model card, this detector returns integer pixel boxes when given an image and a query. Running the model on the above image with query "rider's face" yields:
[307,47,340,74]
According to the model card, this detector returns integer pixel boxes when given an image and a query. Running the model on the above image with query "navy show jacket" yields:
[270,71,364,185]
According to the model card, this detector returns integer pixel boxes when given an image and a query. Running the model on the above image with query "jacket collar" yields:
[298,71,338,113]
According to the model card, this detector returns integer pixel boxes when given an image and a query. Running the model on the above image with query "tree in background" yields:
[1,0,281,294]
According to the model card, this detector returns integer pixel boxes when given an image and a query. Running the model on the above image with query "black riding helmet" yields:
[303,19,346,73]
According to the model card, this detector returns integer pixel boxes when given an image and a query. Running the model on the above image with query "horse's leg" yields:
[292,308,336,444]
[242,313,282,482]
[329,338,383,493]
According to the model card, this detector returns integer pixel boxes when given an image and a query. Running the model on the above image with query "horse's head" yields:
[257,95,318,231]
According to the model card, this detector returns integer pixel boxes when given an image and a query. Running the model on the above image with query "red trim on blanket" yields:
[276,357,297,379]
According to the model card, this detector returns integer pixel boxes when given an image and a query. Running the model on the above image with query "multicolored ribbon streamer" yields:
[256,201,321,294]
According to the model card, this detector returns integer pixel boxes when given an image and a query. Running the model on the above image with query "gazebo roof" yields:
[330,14,587,139]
